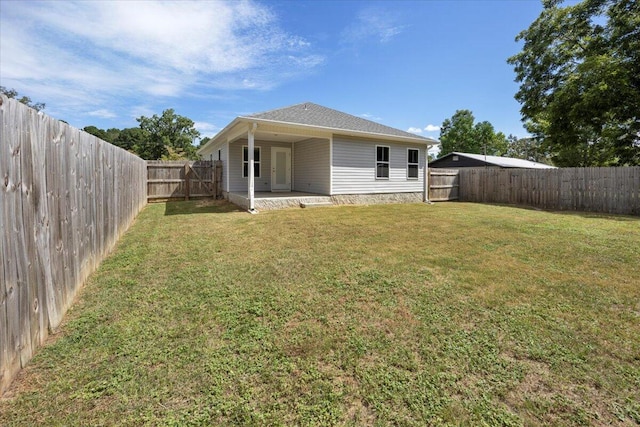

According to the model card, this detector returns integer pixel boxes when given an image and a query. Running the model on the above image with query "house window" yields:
[407,149,419,179]
[376,145,390,179]
[453,155,459,161]
[242,146,261,178]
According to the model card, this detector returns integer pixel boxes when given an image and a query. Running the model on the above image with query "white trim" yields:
[407,148,419,180]
[329,136,333,195]
[375,145,390,180]
[242,145,261,178]
[291,142,295,190]
[224,142,229,193]
[238,117,439,146]
[270,146,292,191]
[248,124,257,212]
[423,146,430,203]
[197,116,440,155]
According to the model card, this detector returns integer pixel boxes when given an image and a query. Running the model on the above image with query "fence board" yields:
[0,95,147,394]
[429,169,459,201]
[458,167,640,215]
[146,160,219,201]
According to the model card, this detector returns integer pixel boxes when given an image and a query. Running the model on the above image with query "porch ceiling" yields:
[252,130,312,143]
[226,121,330,144]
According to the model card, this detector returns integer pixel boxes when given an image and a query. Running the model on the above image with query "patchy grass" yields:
[1,201,639,426]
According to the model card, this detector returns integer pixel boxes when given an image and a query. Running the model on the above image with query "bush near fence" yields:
[457,167,640,215]
[0,95,147,394]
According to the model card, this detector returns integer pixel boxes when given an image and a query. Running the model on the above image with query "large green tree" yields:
[439,110,509,157]
[508,0,640,166]
[136,109,200,160]
[115,127,147,153]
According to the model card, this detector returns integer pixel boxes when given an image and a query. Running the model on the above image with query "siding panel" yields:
[332,137,425,194]
[293,138,330,194]
[228,140,292,192]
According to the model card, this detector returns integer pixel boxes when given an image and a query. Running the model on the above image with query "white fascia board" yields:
[196,118,245,155]
[236,117,440,147]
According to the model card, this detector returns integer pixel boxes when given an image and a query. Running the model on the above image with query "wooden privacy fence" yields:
[1,95,147,394]
[147,160,222,202]
[458,167,640,215]
[429,169,459,201]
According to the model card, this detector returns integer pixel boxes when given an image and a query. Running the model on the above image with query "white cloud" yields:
[342,7,405,45]
[424,124,441,132]
[88,109,117,119]
[0,0,325,121]
[360,113,383,121]
[194,121,220,136]
[407,127,423,134]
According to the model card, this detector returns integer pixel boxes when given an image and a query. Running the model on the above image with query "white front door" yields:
[271,147,291,191]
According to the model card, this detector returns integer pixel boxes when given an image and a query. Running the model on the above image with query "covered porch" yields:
[228,191,333,211]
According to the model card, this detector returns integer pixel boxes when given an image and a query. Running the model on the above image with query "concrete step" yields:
[300,202,333,208]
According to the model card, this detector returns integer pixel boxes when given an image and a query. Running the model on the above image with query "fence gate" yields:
[429,169,459,201]
[147,160,222,202]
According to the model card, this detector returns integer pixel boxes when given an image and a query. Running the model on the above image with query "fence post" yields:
[215,160,223,199]
[184,162,191,201]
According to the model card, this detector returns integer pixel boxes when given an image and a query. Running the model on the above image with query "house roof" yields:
[241,102,436,142]
[198,102,438,154]
[432,152,556,169]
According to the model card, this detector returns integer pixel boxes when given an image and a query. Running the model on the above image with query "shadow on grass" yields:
[163,199,244,216]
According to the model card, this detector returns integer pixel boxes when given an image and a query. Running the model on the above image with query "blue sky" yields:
[1,0,544,145]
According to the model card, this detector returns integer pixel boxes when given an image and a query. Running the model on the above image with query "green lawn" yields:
[1,201,639,426]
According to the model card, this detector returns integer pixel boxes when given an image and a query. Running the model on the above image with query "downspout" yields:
[248,122,258,213]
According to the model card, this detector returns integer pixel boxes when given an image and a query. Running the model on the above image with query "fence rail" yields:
[429,169,459,201]
[1,95,147,394]
[458,167,640,215]
[147,160,222,201]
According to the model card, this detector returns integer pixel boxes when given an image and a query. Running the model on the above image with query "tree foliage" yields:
[1,86,45,111]
[83,109,202,160]
[439,110,508,157]
[508,0,640,166]
[506,135,553,164]
[136,109,200,160]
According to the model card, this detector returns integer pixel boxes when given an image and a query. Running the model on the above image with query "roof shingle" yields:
[241,102,435,142]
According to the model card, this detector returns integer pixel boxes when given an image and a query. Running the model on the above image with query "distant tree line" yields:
[437,109,553,165]
[2,87,203,160]
[83,109,202,160]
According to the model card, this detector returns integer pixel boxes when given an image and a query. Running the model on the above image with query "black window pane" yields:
[254,148,260,162]
[408,164,418,178]
[243,163,248,177]
[254,163,260,178]
[377,146,389,162]
[377,163,389,178]
[243,147,248,161]
[408,149,418,163]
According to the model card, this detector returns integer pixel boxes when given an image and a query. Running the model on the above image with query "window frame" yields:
[375,145,390,180]
[242,145,261,178]
[407,148,419,180]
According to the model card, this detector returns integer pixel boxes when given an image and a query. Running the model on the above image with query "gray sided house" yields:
[429,152,556,169]
[198,103,439,211]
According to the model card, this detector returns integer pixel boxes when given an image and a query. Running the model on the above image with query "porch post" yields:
[423,145,430,203]
[248,123,257,212]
